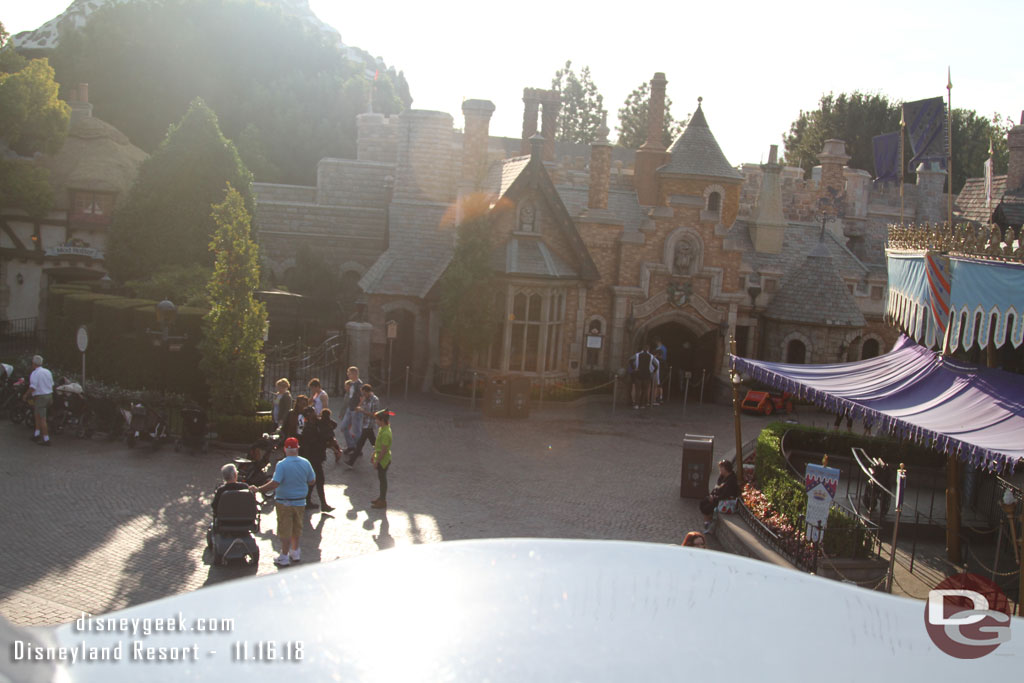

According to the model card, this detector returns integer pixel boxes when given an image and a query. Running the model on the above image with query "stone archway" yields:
[631,312,720,400]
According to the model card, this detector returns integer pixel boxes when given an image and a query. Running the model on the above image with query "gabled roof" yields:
[658,104,743,181]
[491,238,579,278]
[481,156,531,199]
[994,190,1024,227]
[763,240,866,327]
[955,175,1006,225]
[358,201,454,297]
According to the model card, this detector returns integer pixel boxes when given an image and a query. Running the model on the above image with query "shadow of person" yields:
[297,511,328,564]
[373,513,394,550]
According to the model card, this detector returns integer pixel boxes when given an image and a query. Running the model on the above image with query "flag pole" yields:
[946,67,953,228]
[899,106,906,227]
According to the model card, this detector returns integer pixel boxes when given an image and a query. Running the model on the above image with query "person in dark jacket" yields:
[300,406,333,512]
[281,395,308,440]
[700,460,740,531]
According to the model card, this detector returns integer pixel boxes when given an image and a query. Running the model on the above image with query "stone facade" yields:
[252,71,950,390]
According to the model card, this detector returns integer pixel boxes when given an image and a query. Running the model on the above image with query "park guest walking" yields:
[308,378,329,413]
[24,355,54,446]
[300,406,333,512]
[272,378,292,430]
[370,409,392,509]
[281,395,308,439]
[339,366,364,452]
[345,383,380,466]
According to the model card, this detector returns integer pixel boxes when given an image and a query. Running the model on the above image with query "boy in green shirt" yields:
[370,409,392,509]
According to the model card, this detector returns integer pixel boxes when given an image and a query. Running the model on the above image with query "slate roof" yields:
[658,104,743,181]
[762,240,866,327]
[481,156,531,200]
[556,186,646,238]
[358,201,455,297]
[491,238,579,278]
[956,175,1005,224]
[728,220,874,280]
[994,190,1024,227]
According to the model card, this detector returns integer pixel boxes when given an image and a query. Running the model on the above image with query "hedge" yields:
[211,412,274,443]
[754,423,873,559]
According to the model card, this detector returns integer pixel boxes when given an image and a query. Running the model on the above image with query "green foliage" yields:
[550,60,607,144]
[782,91,1012,194]
[50,0,410,183]
[105,98,253,283]
[753,423,873,559]
[439,199,500,368]
[0,46,69,215]
[285,244,339,301]
[199,184,267,416]
[125,264,211,309]
[616,80,686,149]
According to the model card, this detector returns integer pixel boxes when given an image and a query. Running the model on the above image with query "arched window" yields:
[707,192,721,212]
[861,338,880,359]
[786,339,806,364]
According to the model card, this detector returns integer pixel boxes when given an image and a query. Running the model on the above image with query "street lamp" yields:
[147,299,188,391]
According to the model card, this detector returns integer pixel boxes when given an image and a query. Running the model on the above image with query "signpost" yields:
[385,320,397,400]
[76,326,89,388]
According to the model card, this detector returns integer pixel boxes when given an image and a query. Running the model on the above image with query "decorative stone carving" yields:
[673,238,698,276]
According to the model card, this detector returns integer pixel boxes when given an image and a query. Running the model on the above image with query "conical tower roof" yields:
[658,102,742,180]
[763,241,865,327]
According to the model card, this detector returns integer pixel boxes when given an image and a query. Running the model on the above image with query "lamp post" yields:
[146,299,187,393]
[729,338,744,480]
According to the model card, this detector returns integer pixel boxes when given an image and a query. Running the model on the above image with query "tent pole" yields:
[730,338,743,480]
[945,452,962,564]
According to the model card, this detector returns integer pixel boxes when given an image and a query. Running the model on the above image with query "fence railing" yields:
[261,334,347,401]
[0,317,45,359]
[432,366,617,402]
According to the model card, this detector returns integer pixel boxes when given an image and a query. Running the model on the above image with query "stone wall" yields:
[393,110,455,204]
[253,183,316,203]
[316,158,393,208]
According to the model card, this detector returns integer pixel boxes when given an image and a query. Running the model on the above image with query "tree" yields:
[782,91,1011,193]
[105,98,253,283]
[439,197,500,369]
[0,23,69,216]
[616,80,686,149]
[199,183,267,415]
[50,0,410,183]
[550,60,607,144]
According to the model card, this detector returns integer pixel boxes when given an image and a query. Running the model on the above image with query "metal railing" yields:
[0,317,44,358]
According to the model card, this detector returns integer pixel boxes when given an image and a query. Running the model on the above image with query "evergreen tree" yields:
[439,197,500,369]
[106,98,253,283]
[0,23,69,216]
[550,60,607,144]
[615,80,686,149]
[199,183,267,415]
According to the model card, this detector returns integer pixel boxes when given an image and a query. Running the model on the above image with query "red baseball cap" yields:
[284,437,299,450]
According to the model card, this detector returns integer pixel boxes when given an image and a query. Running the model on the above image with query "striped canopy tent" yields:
[730,335,1024,474]
[887,251,1024,351]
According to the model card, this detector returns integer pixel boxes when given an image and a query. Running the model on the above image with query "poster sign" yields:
[804,463,840,543]
[586,335,602,349]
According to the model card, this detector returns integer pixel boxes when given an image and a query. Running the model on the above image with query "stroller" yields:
[123,401,170,449]
[236,432,280,501]
[175,408,208,455]
[206,490,260,566]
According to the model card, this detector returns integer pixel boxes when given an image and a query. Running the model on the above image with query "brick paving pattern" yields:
[0,396,750,626]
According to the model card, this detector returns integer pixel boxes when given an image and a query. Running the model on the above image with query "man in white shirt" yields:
[23,354,54,446]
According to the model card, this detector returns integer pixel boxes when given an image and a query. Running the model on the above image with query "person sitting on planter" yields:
[700,460,740,533]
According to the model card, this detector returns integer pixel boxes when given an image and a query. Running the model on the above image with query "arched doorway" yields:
[642,321,719,401]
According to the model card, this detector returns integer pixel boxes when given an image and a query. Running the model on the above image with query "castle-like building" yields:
[253,73,952,392]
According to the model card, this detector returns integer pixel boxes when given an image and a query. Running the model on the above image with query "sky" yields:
[5,0,1023,168]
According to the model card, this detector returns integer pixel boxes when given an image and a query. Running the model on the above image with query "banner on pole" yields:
[805,463,840,543]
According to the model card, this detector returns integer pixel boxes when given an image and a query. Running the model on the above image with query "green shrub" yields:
[211,413,274,443]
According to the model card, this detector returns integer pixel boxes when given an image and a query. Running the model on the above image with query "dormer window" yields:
[518,201,537,233]
[71,191,114,225]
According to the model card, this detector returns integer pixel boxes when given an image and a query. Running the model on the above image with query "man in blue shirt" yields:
[250,437,315,566]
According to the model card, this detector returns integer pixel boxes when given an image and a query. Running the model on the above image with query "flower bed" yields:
[741,484,817,569]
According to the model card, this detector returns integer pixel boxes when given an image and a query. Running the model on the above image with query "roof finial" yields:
[697,96,703,106]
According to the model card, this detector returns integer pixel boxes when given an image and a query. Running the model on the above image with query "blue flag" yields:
[872,131,901,183]
[903,97,947,172]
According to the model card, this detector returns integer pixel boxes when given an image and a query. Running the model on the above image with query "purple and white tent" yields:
[731,335,1024,473]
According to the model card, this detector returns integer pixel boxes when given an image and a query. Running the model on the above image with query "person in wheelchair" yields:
[207,464,261,565]
[212,464,250,513]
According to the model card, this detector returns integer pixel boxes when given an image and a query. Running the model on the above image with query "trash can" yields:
[508,376,531,418]
[483,376,509,417]
[680,434,714,498]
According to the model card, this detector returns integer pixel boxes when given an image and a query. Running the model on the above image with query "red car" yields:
[740,390,794,416]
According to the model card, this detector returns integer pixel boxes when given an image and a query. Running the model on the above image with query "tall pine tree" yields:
[550,60,607,144]
[616,80,685,149]
[199,183,266,415]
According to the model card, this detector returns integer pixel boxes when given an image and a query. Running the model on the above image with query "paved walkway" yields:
[0,394,756,626]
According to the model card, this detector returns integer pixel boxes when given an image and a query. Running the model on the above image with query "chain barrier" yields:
[966,544,1022,578]
[818,558,889,590]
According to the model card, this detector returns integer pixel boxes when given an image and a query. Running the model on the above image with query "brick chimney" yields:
[67,83,93,126]
[1007,111,1024,192]
[521,88,541,155]
[540,91,561,163]
[588,120,612,210]
[817,139,850,198]
[461,99,495,190]
[634,72,670,206]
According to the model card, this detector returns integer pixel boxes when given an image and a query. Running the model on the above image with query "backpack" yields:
[635,351,652,379]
